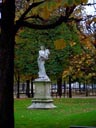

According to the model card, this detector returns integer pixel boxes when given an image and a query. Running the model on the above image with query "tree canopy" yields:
[15,0,90,32]
[14,0,96,83]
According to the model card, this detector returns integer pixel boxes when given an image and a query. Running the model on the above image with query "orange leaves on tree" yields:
[33,0,88,20]
[21,74,36,81]
[39,6,50,20]
[81,0,88,3]
[54,39,66,50]
[74,0,81,5]
[63,69,70,78]
[70,41,76,47]
[61,0,88,7]
[93,18,96,22]
[33,1,61,20]
[92,39,96,47]
[63,50,95,79]
[15,0,88,22]
[74,0,88,4]
[82,38,95,51]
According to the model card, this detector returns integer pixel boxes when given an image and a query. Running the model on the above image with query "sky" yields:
[85,0,96,15]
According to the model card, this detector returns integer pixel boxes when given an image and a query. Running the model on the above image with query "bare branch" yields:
[15,0,45,33]
[19,16,66,30]
[66,5,76,18]
[18,0,45,21]
[81,3,96,6]
[24,15,44,21]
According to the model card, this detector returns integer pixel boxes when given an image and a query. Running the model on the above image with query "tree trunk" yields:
[63,80,66,97]
[57,77,62,98]
[69,75,72,98]
[26,80,30,98]
[31,77,34,98]
[0,0,15,127]
[79,82,81,93]
[17,72,20,98]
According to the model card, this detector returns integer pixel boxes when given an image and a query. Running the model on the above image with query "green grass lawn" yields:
[14,98,96,128]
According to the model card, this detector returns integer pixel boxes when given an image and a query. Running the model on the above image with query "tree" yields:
[0,1,45,127]
[75,0,96,47]
[0,0,92,127]
[0,0,15,127]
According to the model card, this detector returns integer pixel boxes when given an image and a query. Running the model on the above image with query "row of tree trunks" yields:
[57,76,72,98]
[16,77,34,98]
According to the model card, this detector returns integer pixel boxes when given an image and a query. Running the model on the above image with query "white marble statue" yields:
[37,46,50,80]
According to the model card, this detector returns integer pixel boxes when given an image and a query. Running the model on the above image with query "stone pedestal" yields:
[28,79,56,109]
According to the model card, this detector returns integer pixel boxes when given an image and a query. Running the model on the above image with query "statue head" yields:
[40,45,45,50]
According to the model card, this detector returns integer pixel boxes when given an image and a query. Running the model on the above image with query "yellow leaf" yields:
[54,39,66,49]
[39,6,50,20]
[81,0,88,3]
[93,18,96,22]
[31,8,38,16]
[70,41,76,47]
[63,70,69,78]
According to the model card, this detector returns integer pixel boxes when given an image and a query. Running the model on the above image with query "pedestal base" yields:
[28,79,56,109]
[28,99,56,109]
